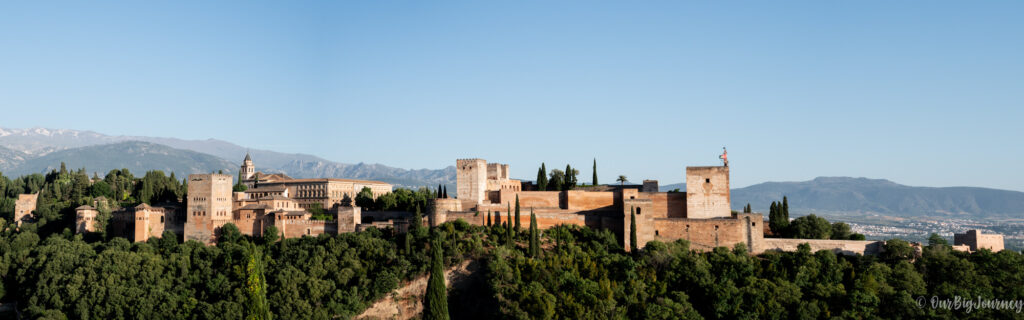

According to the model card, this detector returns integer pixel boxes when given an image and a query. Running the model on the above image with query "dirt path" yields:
[356,259,479,320]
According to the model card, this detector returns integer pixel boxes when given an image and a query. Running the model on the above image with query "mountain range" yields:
[2,127,1022,221]
[664,177,1024,220]
[0,127,455,188]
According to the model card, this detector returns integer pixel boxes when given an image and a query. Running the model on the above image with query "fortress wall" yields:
[566,191,615,211]
[976,234,1004,251]
[511,191,561,209]
[651,218,750,251]
[233,210,262,235]
[445,211,485,226]
[533,211,587,229]
[445,209,591,230]
[638,192,686,218]
[760,238,884,255]
[281,220,334,239]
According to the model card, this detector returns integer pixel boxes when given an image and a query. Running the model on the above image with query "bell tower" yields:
[241,153,255,180]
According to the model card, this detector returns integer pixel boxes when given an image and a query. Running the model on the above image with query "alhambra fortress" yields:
[18,153,998,254]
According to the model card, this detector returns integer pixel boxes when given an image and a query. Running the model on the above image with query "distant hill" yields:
[0,145,28,170]
[2,141,238,178]
[730,177,1024,219]
[0,127,455,188]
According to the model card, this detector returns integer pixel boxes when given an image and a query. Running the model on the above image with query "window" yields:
[705,178,710,183]
[637,208,642,215]
[655,230,659,236]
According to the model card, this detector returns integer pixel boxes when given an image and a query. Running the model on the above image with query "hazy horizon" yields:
[2,125,1021,193]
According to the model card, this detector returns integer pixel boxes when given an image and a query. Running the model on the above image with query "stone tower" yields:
[685,166,731,219]
[14,193,38,227]
[456,159,487,207]
[75,205,99,234]
[241,153,255,180]
[184,173,233,244]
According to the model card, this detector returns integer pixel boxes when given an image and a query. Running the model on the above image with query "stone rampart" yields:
[760,238,884,255]
[566,191,615,211]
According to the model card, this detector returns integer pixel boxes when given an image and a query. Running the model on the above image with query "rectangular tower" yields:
[685,166,731,219]
[185,173,233,244]
[14,194,38,227]
[457,159,487,207]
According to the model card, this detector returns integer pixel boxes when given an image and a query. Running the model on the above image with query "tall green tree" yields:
[355,187,375,208]
[423,238,450,320]
[529,208,539,258]
[404,232,413,255]
[788,214,831,239]
[782,196,789,222]
[537,163,548,191]
[514,195,521,233]
[486,210,492,227]
[506,206,514,247]
[412,204,423,230]
[563,164,578,190]
[629,206,638,252]
[548,170,564,192]
[244,244,271,320]
[592,158,598,186]
[261,225,279,245]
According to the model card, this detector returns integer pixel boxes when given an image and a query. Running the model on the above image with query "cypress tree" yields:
[529,208,539,258]
[423,238,450,320]
[486,210,492,227]
[537,163,548,191]
[564,164,573,190]
[437,184,442,198]
[442,186,448,199]
[506,209,513,247]
[592,158,598,186]
[412,204,423,230]
[769,201,777,233]
[404,232,412,255]
[507,202,514,240]
[782,196,789,221]
[244,244,271,320]
[629,206,638,252]
[514,195,521,233]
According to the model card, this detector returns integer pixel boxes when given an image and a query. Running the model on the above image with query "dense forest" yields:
[1,167,1023,319]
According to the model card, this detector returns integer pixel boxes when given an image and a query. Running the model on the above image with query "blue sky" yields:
[1,1,1022,190]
